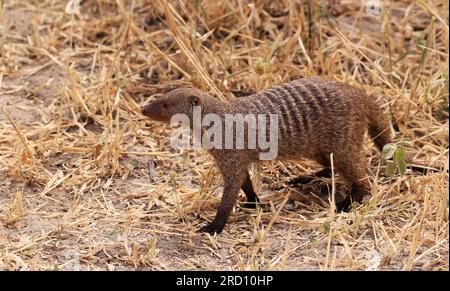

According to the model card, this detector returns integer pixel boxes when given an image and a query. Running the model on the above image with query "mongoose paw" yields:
[243,202,258,209]
[335,199,352,212]
[198,222,224,235]
[287,176,314,185]
[242,198,260,209]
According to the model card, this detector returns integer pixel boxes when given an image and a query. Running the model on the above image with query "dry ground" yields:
[0,0,448,270]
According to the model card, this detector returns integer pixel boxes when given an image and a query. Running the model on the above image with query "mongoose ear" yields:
[189,95,202,107]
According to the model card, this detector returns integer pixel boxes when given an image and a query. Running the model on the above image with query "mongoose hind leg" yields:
[334,153,370,212]
[241,171,260,209]
[288,168,332,185]
[288,154,332,185]
[335,182,369,212]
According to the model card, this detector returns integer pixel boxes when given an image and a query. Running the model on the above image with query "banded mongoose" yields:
[142,77,392,234]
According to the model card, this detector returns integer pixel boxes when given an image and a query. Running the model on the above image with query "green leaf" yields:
[397,159,407,176]
[386,160,396,177]
[382,143,398,160]
[394,148,407,176]
[393,147,406,163]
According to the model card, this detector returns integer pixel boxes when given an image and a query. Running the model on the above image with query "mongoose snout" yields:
[142,100,171,122]
[142,88,204,122]
[142,77,392,235]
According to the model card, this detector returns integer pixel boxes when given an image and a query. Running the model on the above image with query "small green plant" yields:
[382,142,411,177]
[252,58,271,75]
[322,221,330,233]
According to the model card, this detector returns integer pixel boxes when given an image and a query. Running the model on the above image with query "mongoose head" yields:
[142,87,204,123]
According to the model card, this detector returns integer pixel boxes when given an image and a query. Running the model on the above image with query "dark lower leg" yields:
[336,180,370,212]
[198,175,243,235]
[334,154,369,212]
[314,168,332,178]
[288,168,332,185]
[241,171,260,208]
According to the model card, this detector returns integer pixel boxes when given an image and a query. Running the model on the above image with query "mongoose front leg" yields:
[198,176,243,235]
[241,171,260,209]
[198,156,248,235]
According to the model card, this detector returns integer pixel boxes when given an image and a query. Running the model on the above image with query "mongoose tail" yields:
[364,96,441,175]
[365,94,392,151]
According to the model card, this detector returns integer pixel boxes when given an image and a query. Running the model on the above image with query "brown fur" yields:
[142,77,392,234]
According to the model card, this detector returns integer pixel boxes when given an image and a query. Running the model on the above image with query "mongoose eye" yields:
[162,102,169,109]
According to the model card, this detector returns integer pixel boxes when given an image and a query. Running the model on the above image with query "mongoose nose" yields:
[142,106,150,115]
[142,105,156,118]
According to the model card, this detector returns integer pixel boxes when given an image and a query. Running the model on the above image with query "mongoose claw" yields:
[198,222,224,235]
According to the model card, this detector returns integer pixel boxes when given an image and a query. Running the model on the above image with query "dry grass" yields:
[0,0,448,270]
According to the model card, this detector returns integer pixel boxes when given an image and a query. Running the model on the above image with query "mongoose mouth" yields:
[143,112,171,122]
[142,107,171,122]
